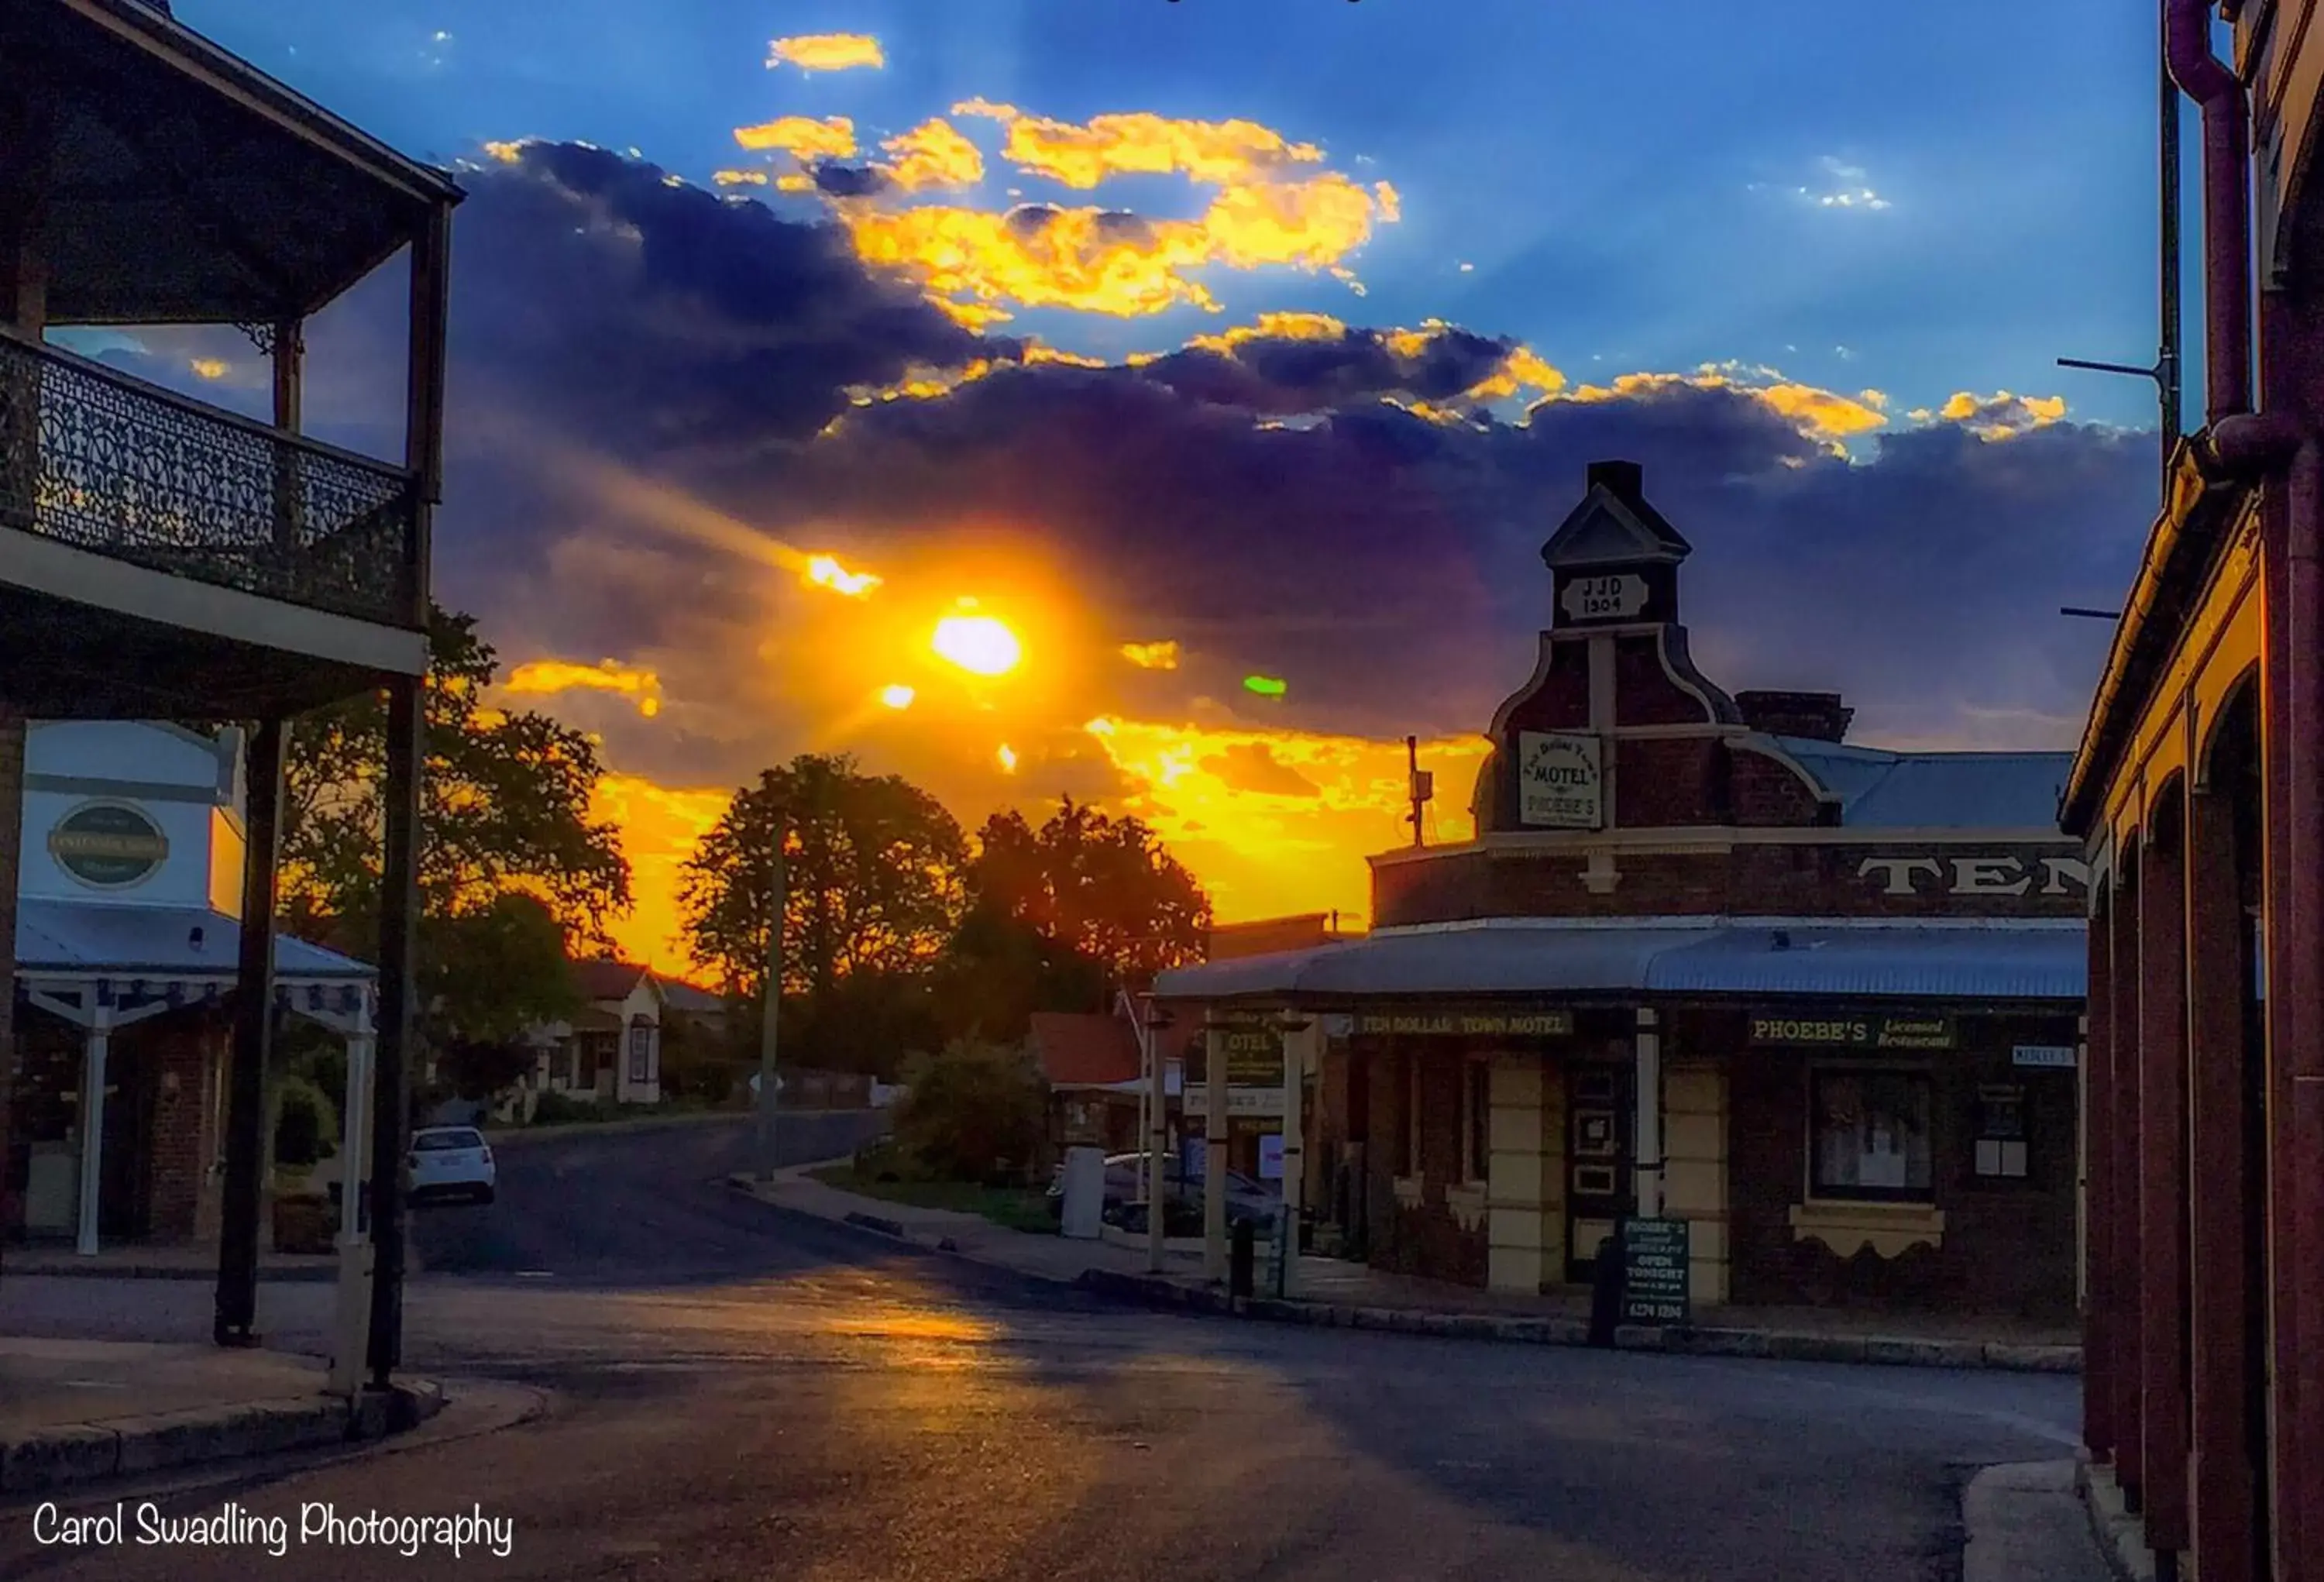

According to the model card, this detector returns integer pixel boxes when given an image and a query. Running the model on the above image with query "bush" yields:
[273,1074,337,1168]
[892,1039,1047,1185]
[530,1090,611,1126]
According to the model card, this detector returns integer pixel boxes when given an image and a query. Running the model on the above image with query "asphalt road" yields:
[0,1119,2095,1582]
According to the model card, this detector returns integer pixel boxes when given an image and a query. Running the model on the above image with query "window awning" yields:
[1153,920,2086,1006]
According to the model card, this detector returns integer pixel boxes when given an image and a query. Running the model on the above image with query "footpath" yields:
[730,1161,2082,1375]
[0,1338,442,1497]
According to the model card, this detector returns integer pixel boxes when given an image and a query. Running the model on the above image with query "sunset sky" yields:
[100,2,2171,976]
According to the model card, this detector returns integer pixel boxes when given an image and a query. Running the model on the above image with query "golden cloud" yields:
[1559,366,1889,447]
[713,169,769,187]
[961,105,1324,189]
[1119,641,1181,670]
[880,119,987,191]
[504,659,666,718]
[1910,390,2070,441]
[734,115,858,160]
[842,174,1395,324]
[766,33,885,73]
[736,101,1397,323]
[189,358,230,381]
[804,553,882,597]
[1081,716,1491,926]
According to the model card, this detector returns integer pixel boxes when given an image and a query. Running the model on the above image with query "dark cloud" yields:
[1202,745,1323,798]
[811,162,891,199]
[1130,322,1514,415]
[255,142,2146,788]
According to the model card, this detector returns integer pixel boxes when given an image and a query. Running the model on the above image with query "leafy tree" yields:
[679,754,968,1006]
[933,899,1110,1044]
[277,607,628,1042]
[892,1038,1048,1185]
[967,796,1210,988]
[435,1038,543,1102]
[426,892,583,1045]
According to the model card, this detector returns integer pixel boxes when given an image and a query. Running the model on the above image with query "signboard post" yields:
[1618,1216,1690,1328]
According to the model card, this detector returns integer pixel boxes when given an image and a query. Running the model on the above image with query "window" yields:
[1463,1058,1492,1183]
[627,1023,652,1084]
[1972,1084,2028,1181]
[1809,1068,1933,1202]
[1400,1050,1420,1176]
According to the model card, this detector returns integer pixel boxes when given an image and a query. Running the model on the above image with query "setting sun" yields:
[931,613,1023,676]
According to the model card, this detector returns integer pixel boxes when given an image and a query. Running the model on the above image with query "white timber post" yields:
[75,1002,112,1257]
[1633,1005,1663,1219]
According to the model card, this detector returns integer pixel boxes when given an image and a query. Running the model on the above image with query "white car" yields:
[405,1126,496,1205]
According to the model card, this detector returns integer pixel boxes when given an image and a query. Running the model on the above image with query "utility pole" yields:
[755,827,786,1181]
[1404,735,1432,849]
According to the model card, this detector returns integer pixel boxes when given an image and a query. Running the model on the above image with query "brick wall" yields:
[1717,1013,2078,1319]
[143,1012,222,1243]
[1375,838,2089,926]
[1613,633,1720,725]
[1729,745,1831,826]
[1616,738,1728,827]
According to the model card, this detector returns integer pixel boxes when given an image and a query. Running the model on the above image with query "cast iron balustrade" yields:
[0,328,418,629]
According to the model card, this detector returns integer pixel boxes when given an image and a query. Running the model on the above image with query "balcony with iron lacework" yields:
[0,0,462,720]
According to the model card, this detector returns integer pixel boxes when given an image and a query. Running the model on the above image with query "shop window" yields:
[1809,1068,1933,1202]
[1972,1083,2028,1181]
[1463,1058,1491,1183]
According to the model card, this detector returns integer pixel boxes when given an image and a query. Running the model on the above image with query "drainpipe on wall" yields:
[2165,0,2251,423]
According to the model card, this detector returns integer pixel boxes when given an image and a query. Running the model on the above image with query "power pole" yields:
[1404,735,1432,849]
[756,828,786,1181]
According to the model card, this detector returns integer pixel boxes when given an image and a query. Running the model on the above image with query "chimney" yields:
[1735,690,1852,743]
[1586,459,1645,504]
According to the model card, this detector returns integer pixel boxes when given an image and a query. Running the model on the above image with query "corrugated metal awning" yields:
[1153,920,2085,1004]
[1644,927,2085,1000]
[15,899,374,1019]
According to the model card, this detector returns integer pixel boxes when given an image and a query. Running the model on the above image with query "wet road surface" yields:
[0,1117,2086,1581]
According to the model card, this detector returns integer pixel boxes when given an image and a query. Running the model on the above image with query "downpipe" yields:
[2167,0,2252,421]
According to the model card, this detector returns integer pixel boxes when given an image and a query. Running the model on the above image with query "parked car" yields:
[1047,1151,1277,1233]
[404,1125,497,1205]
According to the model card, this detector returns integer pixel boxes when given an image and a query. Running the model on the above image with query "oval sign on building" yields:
[48,801,170,889]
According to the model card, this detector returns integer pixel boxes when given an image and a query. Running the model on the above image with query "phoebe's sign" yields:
[1858,855,2092,899]
[1748,1013,1956,1051]
[1518,731,1603,829]
[48,801,169,889]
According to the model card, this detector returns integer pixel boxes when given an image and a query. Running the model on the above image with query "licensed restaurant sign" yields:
[1747,1013,1956,1051]
[1619,1216,1691,1326]
[1351,1009,1576,1038]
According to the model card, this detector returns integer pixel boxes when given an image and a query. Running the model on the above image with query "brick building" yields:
[2,720,373,1253]
[1158,460,2087,1320]
[2057,5,2324,1577]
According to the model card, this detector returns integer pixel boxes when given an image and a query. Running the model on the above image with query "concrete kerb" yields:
[484,1109,759,1147]
[0,1381,449,1497]
[1071,1269,2082,1375]
[0,1258,340,1284]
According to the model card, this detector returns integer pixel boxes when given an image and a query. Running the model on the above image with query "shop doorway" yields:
[1563,1058,1634,1283]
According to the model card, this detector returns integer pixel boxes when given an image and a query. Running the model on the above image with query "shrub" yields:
[531,1089,610,1126]
[891,1038,1047,1185]
[273,1074,337,1168]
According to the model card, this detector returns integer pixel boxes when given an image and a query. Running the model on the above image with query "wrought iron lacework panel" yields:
[0,333,417,628]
